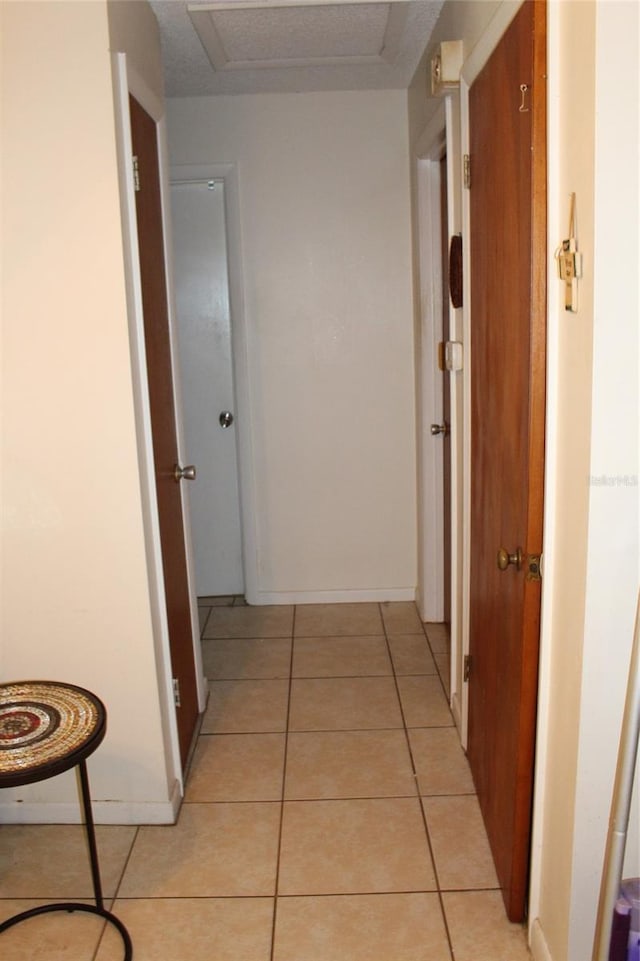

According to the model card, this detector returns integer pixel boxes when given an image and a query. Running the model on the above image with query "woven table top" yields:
[0,681,106,787]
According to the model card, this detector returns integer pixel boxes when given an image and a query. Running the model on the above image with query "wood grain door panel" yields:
[467,0,546,921]
[129,96,199,770]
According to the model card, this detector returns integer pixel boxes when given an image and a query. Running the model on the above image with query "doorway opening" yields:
[414,96,464,737]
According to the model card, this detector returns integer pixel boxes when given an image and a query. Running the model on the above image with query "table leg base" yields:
[0,901,132,959]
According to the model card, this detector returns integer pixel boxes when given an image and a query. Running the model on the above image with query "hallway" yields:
[0,602,531,959]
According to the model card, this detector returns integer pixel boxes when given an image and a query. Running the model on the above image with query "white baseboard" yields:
[252,587,417,605]
[530,918,554,961]
[0,779,182,825]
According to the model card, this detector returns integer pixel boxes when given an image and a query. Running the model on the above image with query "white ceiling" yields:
[150,0,445,97]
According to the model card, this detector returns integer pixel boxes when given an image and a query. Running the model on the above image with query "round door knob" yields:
[430,423,449,436]
[497,546,523,571]
[174,464,196,483]
[219,411,234,429]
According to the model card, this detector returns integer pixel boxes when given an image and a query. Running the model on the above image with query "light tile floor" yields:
[0,601,531,960]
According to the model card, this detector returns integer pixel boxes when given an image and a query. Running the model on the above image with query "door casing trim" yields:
[111,53,207,799]
[414,96,464,734]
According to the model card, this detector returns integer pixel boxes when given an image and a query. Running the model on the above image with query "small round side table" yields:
[0,680,132,959]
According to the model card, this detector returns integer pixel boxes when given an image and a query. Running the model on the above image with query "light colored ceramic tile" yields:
[381,602,424,635]
[424,622,449,654]
[443,891,531,960]
[118,802,280,897]
[408,728,475,796]
[388,635,437,675]
[285,729,417,799]
[289,677,403,731]
[203,605,294,638]
[294,603,383,637]
[202,637,292,679]
[397,676,453,728]
[279,797,436,895]
[273,893,451,961]
[292,636,392,677]
[185,733,286,801]
[0,825,136,898]
[202,679,289,733]
[422,795,499,890]
[0,900,104,961]
[96,898,274,961]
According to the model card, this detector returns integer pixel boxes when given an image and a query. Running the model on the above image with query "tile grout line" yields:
[199,605,212,640]
[269,604,297,961]
[423,622,453,704]
[379,602,456,961]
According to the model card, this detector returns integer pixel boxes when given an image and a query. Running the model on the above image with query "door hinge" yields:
[526,553,542,582]
[172,677,181,707]
[463,654,472,682]
[463,154,471,189]
[132,155,141,192]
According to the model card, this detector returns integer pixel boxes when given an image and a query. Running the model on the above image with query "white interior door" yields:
[171,180,244,597]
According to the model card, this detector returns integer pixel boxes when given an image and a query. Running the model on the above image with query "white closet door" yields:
[171,180,244,597]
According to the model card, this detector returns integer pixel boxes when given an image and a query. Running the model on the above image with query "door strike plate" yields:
[463,655,472,682]
[526,554,542,582]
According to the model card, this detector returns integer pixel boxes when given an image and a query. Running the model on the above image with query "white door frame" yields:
[414,94,464,734]
[170,163,259,606]
[110,53,208,801]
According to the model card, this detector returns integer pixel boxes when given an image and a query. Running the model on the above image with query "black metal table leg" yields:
[0,762,133,959]
[78,759,104,910]
[0,682,133,958]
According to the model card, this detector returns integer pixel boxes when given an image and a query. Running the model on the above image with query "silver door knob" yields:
[174,464,196,482]
[219,411,234,429]
[430,423,449,436]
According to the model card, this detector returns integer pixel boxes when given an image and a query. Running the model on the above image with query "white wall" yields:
[531,1,639,959]
[0,0,176,822]
[530,1,597,953]
[566,0,639,955]
[167,91,417,602]
[107,0,164,100]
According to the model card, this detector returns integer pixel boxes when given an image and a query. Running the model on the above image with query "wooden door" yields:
[467,0,546,921]
[129,96,199,769]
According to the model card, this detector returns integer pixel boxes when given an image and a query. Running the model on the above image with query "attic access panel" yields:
[188,1,410,71]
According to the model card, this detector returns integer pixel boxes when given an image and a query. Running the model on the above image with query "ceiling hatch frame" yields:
[188,0,411,73]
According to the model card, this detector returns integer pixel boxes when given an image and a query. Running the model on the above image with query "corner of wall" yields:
[530,918,555,961]
[107,0,165,102]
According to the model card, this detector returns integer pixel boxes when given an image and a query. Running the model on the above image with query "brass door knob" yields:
[497,546,523,571]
